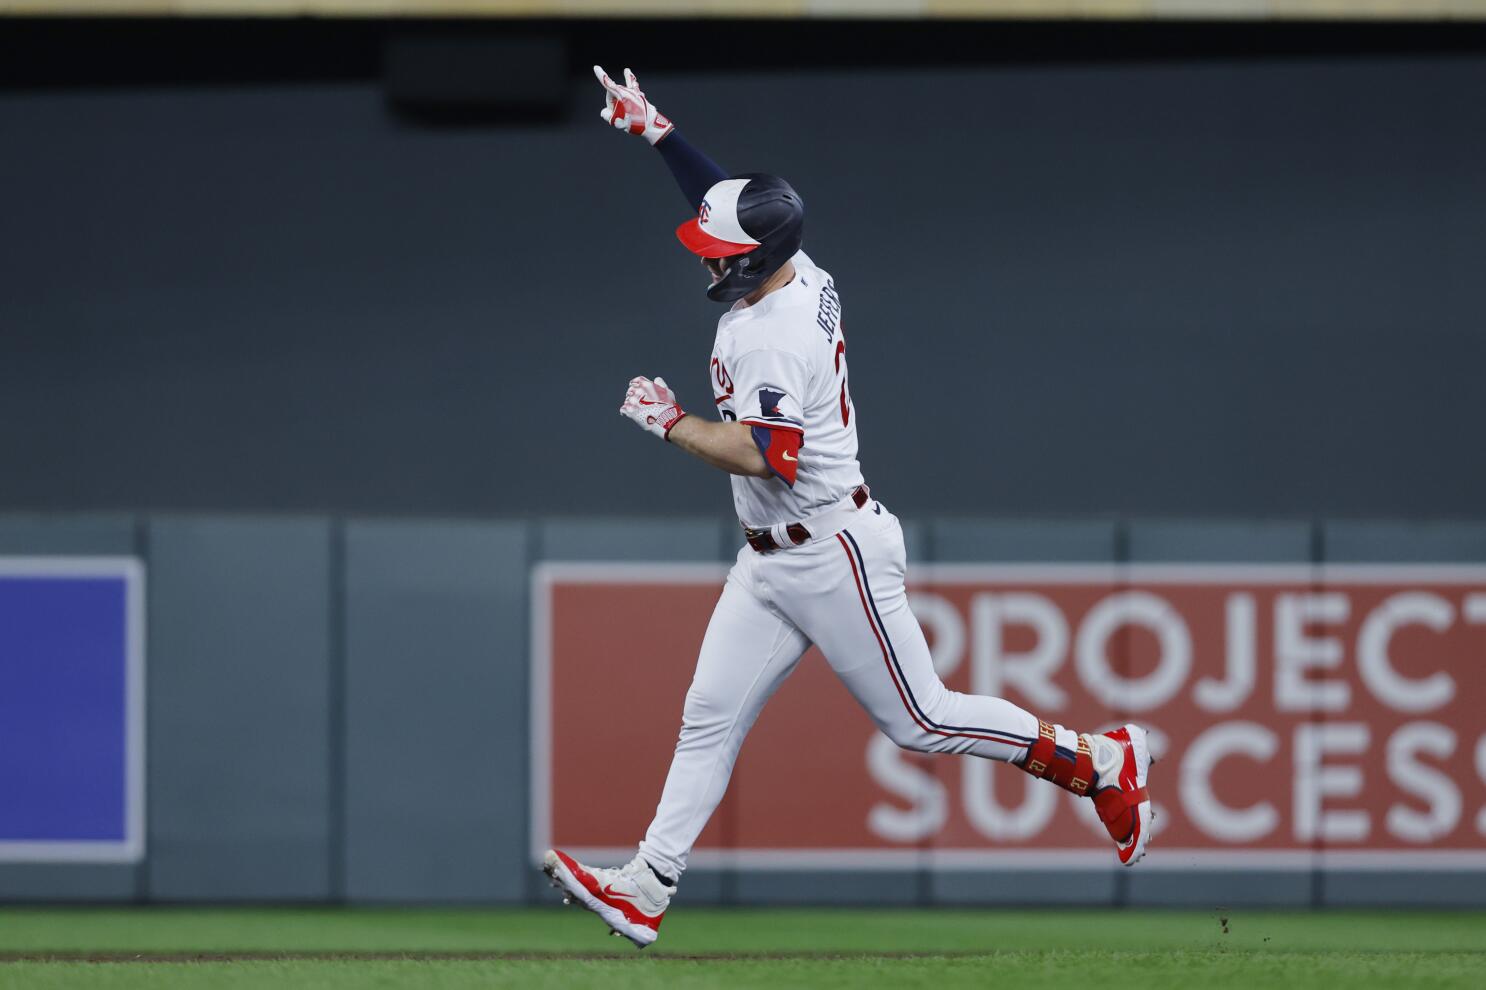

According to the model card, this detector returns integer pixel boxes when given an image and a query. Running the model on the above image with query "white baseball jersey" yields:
[708,252,864,528]
[642,256,1090,888]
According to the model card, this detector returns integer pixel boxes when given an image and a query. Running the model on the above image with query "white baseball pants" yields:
[637,501,1043,881]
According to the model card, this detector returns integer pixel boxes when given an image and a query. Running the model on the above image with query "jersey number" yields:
[834,336,851,426]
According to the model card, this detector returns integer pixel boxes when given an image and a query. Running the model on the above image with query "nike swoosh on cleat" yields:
[601,883,639,901]
[600,883,663,920]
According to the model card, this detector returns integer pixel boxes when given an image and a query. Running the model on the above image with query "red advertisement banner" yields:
[532,563,1486,870]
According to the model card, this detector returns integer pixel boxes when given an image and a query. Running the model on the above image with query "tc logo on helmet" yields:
[698,200,711,225]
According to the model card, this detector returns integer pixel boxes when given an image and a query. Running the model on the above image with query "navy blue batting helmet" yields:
[675,174,804,303]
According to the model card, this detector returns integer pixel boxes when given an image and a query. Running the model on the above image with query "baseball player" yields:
[543,67,1156,948]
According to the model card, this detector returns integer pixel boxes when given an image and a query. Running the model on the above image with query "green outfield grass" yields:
[0,906,1482,988]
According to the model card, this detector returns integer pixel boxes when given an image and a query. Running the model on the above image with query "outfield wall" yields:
[2,512,1483,907]
[5,57,1486,522]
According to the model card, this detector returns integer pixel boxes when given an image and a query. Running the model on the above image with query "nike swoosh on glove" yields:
[620,375,687,440]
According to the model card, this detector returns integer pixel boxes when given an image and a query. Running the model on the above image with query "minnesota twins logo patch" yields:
[758,388,787,420]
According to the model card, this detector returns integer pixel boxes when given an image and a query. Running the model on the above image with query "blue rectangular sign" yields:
[0,558,144,862]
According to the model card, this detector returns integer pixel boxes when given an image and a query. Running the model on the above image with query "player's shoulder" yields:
[730,253,838,357]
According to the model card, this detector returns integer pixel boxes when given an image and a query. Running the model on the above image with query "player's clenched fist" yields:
[593,65,674,145]
[620,376,687,440]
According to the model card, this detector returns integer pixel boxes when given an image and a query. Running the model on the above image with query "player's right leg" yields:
[544,557,809,946]
[769,505,1153,866]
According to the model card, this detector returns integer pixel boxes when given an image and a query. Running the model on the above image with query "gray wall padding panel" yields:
[897,516,928,563]
[0,514,138,556]
[145,516,333,900]
[0,865,140,902]
[927,519,1117,563]
[536,517,731,562]
[656,869,728,907]
[0,514,142,900]
[1323,521,1486,562]
[732,870,924,907]
[933,869,1119,907]
[1320,871,1486,908]
[342,519,530,902]
[1121,870,1313,908]
[1128,519,1314,563]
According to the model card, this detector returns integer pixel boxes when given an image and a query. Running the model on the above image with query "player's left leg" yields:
[544,560,811,945]
[766,504,1153,865]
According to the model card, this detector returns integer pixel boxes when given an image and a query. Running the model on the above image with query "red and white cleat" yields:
[542,849,672,948]
[1087,725,1155,866]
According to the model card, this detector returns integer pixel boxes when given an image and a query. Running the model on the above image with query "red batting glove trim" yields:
[660,408,688,440]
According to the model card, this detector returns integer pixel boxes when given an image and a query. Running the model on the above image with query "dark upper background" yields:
[1,18,1482,519]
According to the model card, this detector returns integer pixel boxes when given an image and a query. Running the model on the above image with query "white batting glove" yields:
[593,65,674,146]
[620,376,687,440]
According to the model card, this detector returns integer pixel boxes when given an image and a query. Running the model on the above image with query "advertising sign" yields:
[533,563,1486,870]
[0,558,145,863]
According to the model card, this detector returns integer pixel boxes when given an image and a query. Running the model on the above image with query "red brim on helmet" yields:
[675,218,760,259]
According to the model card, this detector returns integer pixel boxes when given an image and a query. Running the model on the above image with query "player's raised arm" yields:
[593,65,728,208]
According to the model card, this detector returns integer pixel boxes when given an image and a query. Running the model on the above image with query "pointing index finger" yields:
[593,64,626,98]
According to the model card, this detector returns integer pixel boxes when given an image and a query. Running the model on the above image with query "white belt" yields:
[744,484,872,553]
